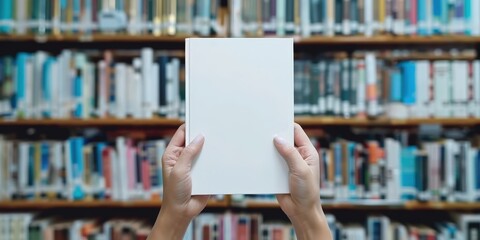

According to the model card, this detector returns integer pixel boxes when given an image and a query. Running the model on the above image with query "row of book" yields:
[2,212,480,240]
[294,55,480,118]
[328,214,480,240]
[3,49,480,120]
[0,49,184,119]
[0,136,168,201]
[231,0,480,37]
[3,134,480,203]
[0,213,294,240]
[238,137,480,202]
[0,0,222,36]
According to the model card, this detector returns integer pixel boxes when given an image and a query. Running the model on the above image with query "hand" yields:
[274,123,332,240]
[149,124,210,240]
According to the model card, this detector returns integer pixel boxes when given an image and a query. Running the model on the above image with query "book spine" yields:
[301,0,311,37]
[365,53,378,117]
[364,0,373,36]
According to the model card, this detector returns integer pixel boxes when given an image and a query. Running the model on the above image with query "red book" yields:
[237,218,249,240]
[272,227,283,240]
[102,148,113,199]
[410,0,417,35]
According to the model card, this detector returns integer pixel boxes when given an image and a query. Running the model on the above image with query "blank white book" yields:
[186,38,294,195]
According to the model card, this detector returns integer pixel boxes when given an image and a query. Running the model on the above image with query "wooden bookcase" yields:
[2,35,480,215]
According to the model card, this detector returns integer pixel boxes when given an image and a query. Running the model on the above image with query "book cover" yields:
[186,38,293,195]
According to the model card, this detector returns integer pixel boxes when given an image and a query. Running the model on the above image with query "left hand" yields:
[149,124,210,240]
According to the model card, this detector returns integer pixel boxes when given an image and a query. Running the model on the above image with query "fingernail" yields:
[190,134,205,145]
[274,136,287,146]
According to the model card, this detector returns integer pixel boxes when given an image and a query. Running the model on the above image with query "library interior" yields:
[3,0,480,239]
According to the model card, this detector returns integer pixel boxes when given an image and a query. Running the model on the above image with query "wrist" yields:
[149,208,192,240]
[290,203,331,240]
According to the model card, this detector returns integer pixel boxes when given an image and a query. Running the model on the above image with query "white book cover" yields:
[433,61,451,118]
[115,64,127,118]
[186,38,293,195]
[141,48,154,118]
[413,61,429,117]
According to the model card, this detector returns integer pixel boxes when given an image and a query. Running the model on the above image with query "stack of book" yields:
[294,54,480,119]
[0,136,167,201]
[231,0,480,37]
[0,49,183,119]
[0,0,222,36]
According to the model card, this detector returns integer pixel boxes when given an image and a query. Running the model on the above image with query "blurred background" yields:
[1,0,480,239]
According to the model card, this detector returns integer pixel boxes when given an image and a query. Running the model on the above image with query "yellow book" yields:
[257,0,263,36]
[379,0,385,31]
[294,0,300,35]
[66,0,73,34]
[166,0,177,35]
[52,0,61,35]
[154,0,163,36]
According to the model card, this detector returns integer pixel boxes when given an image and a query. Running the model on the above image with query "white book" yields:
[15,0,27,34]
[364,0,373,36]
[132,59,143,118]
[126,66,135,117]
[433,61,451,118]
[410,61,429,118]
[186,38,293,195]
[444,140,457,202]
[300,0,311,37]
[25,59,34,119]
[116,137,128,201]
[276,0,287,36]
[452,61,468,117]
[385,138,401,200]
[114,64,127,118]
[473,0,480,36]
[151,63,160,115]
[97,61,107,117]
[230,0,243,37]
[141,48,154,118]
[357,60,366,116]
[466,149,477,202]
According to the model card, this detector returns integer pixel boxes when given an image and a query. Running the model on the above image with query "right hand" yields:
[273,123,332,240]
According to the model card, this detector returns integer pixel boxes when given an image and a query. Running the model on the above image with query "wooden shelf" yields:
[234,200,480,211]
[2,200,479,211]
[296,117,480,127]
[0,199,228,210]
[2,35,480,49]
[0,118,183,128]
[0,117,479,129]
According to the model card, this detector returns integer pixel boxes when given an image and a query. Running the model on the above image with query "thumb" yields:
[176,135,205,171]
[274,136,309,176]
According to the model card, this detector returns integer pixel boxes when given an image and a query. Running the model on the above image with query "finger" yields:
[274,136,309,176]
[168,124,186,148]
[294,123,318,159]
[176,135,205,171]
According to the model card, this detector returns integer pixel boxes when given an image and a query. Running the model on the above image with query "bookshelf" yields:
[0,199,229,210]
[0,117,480,129]
[2,200,480,211]
[2,35,480,50]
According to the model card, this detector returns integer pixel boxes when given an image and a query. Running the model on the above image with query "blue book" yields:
[70,137,85,200]
[464,0,471,35]
[73,73,83,118]
[0,0,13,33]
[347,143,356,199]
[390,68,402,102]
[42,58,55,118]
[417,0,427,35]
[401,147,417,200]
[95,142,106,198]
[476,151,480,200]
[40,143,50,192]
[15,53,30,118]
[400,61,416,105]
[433,0,443,34]
[333,143,342,193]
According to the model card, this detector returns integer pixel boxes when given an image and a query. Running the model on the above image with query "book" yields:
[186,38,293,195]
